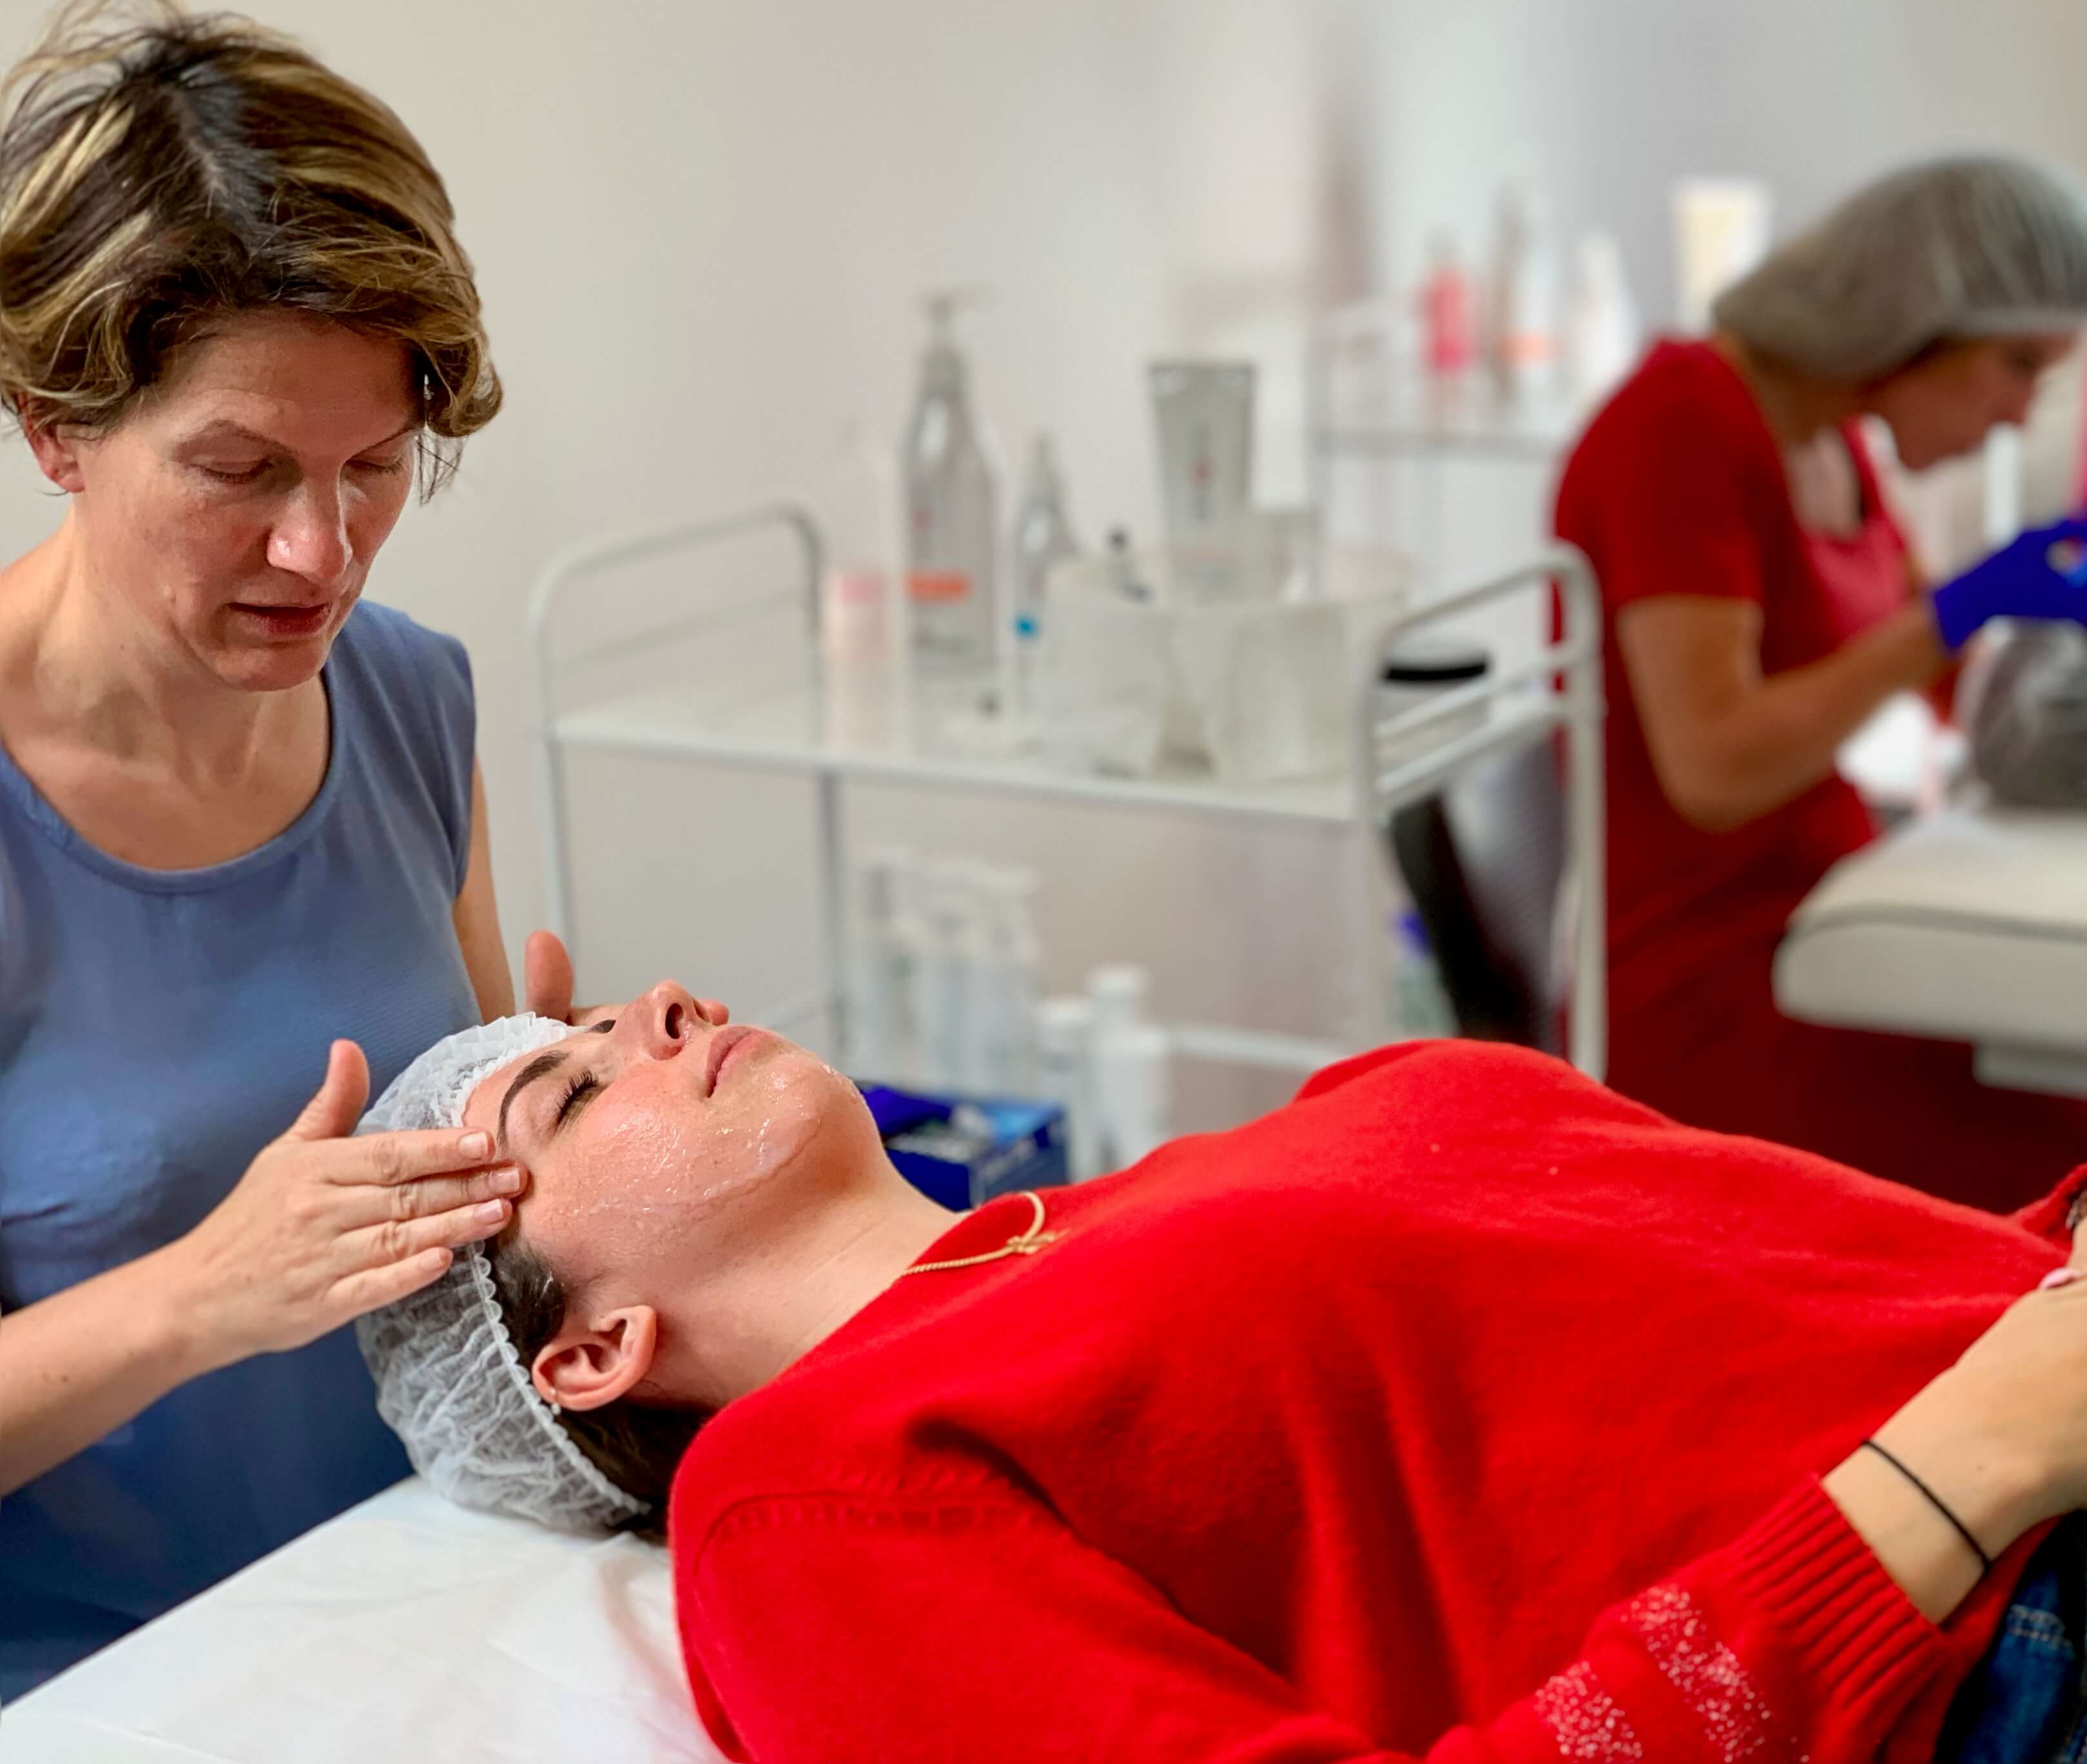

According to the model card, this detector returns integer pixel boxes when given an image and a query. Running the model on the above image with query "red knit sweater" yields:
[669,1042,2082,1763]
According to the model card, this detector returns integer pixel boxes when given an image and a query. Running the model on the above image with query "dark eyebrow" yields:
[497,1049,568,1155]
[180,419,419,452]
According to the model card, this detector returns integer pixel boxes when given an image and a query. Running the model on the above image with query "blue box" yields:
[858,1084,1069,1211]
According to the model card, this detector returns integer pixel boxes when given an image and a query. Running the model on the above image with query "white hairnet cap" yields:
[353,1015,651,1534]
[1713,156,2087,379]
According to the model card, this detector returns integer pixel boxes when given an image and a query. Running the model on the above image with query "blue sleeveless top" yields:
[0,601,484,1701]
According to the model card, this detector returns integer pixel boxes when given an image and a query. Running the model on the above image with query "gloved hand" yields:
[1928,515,2087,653]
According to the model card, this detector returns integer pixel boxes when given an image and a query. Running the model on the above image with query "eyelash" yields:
[198,455,410,486]
[553,1071,599,1129]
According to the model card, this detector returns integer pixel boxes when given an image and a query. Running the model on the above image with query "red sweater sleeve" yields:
[679,1479,1949,1764]
[2010,1164,2087,1247]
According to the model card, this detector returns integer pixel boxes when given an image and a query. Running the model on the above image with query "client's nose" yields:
[632,980,702,1060]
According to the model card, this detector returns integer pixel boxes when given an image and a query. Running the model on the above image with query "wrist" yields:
[1874,1380,2051,1558]
[137,1236,245,1381]
[1900,595,1955,676]
[1821,1444,1984,1626]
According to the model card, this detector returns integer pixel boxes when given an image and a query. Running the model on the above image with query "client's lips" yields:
[232,601,333,638]
[703,1025,765,1096]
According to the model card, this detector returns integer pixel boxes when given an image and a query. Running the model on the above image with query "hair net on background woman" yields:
[354,1016,651,1534]
[1714,156,2087,379]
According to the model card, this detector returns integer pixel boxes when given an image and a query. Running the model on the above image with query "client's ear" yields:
[530,1306,659,1412]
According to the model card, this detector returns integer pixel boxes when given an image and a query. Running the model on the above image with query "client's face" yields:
[459,981,870,1294]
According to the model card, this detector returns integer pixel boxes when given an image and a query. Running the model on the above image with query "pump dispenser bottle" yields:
[902,290,998,675]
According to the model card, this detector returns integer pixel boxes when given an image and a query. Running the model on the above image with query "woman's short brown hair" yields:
[486,1228,708,1543]
[0,1,500,493]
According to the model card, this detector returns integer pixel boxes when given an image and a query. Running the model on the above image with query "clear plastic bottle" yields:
[907,860,980,1091]
[1086,964,1158,1173]
[1563,230,1641,404]
[1009,434,1080,709]
[849,846,918,1080]
[1483,175,1558,402]
[902,290,998,676]
[1095,1022,1170,1168]
[964,866,1044,1094]
[1418,230,1477,380]
[1034,995,1101,1180]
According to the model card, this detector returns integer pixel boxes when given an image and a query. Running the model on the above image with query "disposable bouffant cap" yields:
[353,1015,651,1534]
[1713,156,2087,380]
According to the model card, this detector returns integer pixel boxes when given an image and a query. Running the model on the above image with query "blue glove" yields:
[1929,515,2087,653]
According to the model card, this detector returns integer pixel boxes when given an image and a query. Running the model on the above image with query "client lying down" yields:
[358,984,2087,1764]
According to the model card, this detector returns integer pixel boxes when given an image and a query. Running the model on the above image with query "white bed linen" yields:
[1,1478,726,1764]
[1775,800,2087,1059]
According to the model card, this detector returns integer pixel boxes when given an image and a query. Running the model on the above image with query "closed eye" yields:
[553,1071,602,1132]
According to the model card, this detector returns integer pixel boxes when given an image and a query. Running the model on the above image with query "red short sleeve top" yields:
[1554,339,1911,1036]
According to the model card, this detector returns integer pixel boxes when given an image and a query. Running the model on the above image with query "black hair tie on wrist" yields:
[1860,1438,1993,1575]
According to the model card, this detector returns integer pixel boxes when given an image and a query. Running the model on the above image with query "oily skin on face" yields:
[454,982,954,1416]
[457,986,876,1303]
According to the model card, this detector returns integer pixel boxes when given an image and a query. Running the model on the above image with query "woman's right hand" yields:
[1824,1221,2087,1621]
[166,1040,526,1369]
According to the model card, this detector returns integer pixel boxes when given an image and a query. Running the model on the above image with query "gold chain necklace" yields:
[898,1191,1058,1278]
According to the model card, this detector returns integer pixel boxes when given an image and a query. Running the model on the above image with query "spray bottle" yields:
[902,289,998,675]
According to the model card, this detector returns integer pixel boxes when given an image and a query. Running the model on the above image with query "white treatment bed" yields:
[1775,799,2087,1097]
[1,1478,723,1764]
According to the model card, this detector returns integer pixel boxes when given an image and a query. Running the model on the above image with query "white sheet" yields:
[1,1479,726,1764]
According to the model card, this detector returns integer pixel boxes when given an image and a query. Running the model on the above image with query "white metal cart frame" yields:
[528,513,1605,1083]
[526,501,825,975]
[1349,543,1606,1081]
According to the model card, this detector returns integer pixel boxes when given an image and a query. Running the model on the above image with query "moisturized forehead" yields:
[461,1062,522,1137]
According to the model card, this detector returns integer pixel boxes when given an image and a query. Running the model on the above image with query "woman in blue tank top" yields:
[0,10,569,1698]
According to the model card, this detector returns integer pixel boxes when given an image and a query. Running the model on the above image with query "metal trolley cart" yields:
[528,511,1604,1087]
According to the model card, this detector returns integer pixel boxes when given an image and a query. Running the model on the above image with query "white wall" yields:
[1350,0,2087,326]
[6,1,2087,1131]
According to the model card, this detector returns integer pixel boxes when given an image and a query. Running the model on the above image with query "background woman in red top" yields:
[358,986,2087,1763]
[1556,157,2087,1209]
